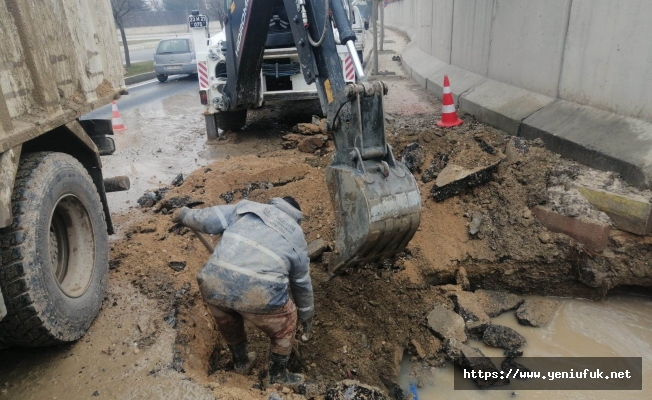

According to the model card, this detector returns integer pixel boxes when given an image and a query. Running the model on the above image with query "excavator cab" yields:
[215,0,421,274]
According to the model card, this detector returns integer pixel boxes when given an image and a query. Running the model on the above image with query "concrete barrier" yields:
[384,0,652,189]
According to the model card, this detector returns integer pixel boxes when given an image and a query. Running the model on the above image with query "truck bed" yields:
[0,0,126,153]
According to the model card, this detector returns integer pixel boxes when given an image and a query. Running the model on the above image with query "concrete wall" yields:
[385,0,652,123]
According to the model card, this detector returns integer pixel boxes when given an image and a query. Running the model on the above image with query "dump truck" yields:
[0,0,128,347]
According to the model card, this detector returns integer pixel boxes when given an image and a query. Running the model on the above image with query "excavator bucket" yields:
[321,81,422,276]
[326,160,421,275]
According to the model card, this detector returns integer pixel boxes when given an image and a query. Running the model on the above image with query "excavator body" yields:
[194,0,421,274]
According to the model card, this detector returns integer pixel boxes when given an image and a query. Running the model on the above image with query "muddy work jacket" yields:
[179,198,314,322]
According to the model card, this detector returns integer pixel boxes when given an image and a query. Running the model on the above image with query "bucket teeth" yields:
[326,162,421,275]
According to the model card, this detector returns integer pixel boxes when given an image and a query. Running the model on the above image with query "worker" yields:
[173,197,313,386]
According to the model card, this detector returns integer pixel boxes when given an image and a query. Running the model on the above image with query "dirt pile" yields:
[105,109,652,397]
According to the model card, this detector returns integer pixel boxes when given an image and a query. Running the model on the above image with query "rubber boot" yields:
[228,341,256,375]
[268,353,304,386]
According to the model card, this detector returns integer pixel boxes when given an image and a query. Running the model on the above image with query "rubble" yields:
[501,358,531,376]
[298,135,328,153]
[283,133,329,153]
[532,206,611,252]
[157,196,204,212]
[324,380,387,400]
[443,338,509,388]
[400,142,425,173]
[307,238,328,260]
[515,299,560,327]
[468,211,484,237]
[482,325,526,350]
[474,290,524,317]
[293,122,322,135]
[427,304,467,342]
[171,173,184,187]
[410,339,427,360]
[168,261,187,272]
[504,348,524,358]
[431,160,501,202]
[449,291,491,335]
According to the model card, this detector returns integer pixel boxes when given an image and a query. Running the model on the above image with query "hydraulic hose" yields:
[307,0,329,47]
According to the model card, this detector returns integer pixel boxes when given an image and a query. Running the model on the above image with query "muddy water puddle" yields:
[401,294,652,399]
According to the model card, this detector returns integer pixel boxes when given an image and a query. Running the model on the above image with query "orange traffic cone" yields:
[111,101,127,132]
[437,75,463,128]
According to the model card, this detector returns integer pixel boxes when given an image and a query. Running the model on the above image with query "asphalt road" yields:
[83,74,199,120]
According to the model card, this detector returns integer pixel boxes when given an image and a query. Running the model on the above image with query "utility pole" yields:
[372,0,378,75]
[380,1,385,51]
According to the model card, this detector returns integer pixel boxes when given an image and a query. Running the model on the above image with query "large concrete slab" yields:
[487,0,571,98]
[559,0,652,122]
[426,65,486,106]
[459,79,554,135]
[521,100,652,189]
[402,43,448,88]
[429,0,455,63]
[451,0,494,76]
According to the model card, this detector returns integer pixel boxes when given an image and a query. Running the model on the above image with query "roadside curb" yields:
[125,72,156,85]
[386,24,652,190]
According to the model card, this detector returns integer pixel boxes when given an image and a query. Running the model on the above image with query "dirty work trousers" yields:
[208,299,297,356]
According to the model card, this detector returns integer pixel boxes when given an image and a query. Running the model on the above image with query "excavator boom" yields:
[219,0,421,274]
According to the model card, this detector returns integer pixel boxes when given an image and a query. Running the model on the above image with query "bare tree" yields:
[205,0,225,29]
[112,0,150,68]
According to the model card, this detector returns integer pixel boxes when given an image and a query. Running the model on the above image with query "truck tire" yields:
[157,74,168,83]
[215,109,248,131]
[0,152,108,347]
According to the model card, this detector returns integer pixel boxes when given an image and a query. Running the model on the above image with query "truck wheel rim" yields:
[48,195,95,298]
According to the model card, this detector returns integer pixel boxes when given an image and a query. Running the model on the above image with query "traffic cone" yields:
[111,101,127,132]
[437,75,463,128]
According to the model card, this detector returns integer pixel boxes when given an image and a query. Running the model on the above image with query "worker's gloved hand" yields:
[171,207,188,224]
[300,319,313,342]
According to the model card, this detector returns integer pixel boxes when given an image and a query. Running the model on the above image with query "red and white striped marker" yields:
[198,61,209,89]
[344,54,355,83]
[437,75,463,128]
[111,101,126,132]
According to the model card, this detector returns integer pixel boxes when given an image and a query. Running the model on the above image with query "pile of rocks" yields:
[426,269,560,388]
[283,117,331,154]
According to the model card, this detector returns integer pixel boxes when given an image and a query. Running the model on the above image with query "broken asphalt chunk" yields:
[515,299,560,327]
[450,291,491,336]
[168,261,187,272]
[444,338,509,388]
[482,324,526,350]
[431,160,501,202]
[171,173,184,187]
[427,304,467,342]
[401,142,425,173]
[474,289,524,317]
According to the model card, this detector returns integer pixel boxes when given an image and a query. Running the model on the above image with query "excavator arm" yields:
[221,0,421,274]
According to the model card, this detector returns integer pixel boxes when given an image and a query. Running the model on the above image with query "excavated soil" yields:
[102,59,652,399]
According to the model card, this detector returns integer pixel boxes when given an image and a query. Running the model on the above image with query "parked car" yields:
[153,36,197,82]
